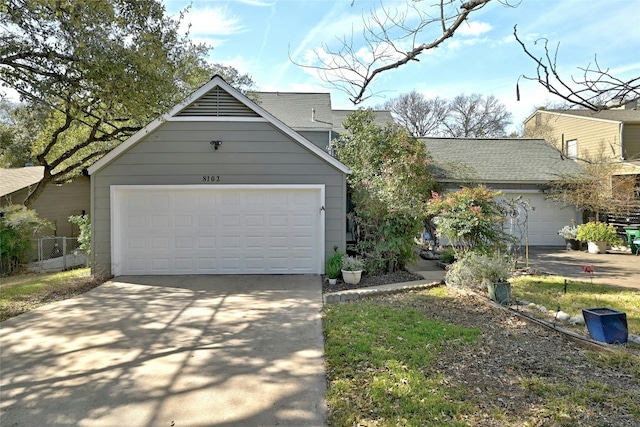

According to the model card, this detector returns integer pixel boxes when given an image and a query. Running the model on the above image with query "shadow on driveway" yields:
[1,275,326,426]
[523,246,640,290]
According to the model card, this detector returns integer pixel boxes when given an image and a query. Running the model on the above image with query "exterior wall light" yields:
[210,140,222,150]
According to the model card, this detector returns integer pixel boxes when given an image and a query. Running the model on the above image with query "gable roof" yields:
[525,108,640,125]
[88,76,351,175]
[0,166,44,197]
[421,137,583,184]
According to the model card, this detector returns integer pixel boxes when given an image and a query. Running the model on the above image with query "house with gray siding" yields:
[88,76,350,276]
[421,137,584,246]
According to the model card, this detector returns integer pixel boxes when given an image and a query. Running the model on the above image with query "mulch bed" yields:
[322,270,424,293]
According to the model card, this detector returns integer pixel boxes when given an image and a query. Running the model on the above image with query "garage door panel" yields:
[502,193,579,246]
[113,186,323,275]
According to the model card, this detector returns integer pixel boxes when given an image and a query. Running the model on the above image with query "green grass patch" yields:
[323,299,480,426]
[521,375,640,422]
[0,268,101,321]
[510,275,640,334]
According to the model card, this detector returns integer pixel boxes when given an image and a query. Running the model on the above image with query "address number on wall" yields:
[202,175,221,182]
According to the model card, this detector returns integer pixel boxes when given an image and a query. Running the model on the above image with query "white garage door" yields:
[111,185,324,276]
[502,192,580,246]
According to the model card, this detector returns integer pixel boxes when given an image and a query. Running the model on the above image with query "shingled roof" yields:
[421,138,583,184]
[254,92,334,130]
[254,92,394,133]
[0,166,44,197]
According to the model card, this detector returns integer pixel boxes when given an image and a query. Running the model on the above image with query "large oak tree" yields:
[0,0,249,206]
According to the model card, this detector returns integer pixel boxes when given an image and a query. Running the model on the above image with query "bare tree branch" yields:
[293,0,517,105]
[514,25,640,110]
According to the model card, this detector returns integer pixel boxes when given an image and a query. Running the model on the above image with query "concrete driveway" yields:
[0,275,327,426]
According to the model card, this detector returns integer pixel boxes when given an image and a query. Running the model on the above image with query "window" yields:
[566,139,577,160]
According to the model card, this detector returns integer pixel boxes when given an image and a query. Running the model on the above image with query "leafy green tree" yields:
[426,185,514,256]
[332,109,438,273]
[1,0,255,206]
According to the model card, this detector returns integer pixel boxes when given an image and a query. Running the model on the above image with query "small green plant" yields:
[576,221,621,244]
[325,250,343,279]
[341,254,364,271]
[440,247,456,264]
[68,214,91,257]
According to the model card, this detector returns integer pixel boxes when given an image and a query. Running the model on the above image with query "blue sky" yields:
[163,0,639,133]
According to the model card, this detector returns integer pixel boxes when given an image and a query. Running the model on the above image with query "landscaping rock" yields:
[554,311,571,322]
[569,314,585,325]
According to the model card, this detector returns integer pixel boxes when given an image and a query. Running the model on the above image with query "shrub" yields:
[68,214,91,256]
[1,205,53,274]
[445,252,512,290]
[427,186,515,256]
[332,109,439,273]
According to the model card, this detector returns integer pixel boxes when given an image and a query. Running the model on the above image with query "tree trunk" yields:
[23,172,52,207]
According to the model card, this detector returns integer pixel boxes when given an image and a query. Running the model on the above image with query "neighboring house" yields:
[523,102,640,204]
[421,137,584,246]
[88,76,351,277]
[0,166,90,237]
[255,92,393,152]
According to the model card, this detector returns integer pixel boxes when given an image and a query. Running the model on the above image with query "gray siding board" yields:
[97,164,340,177]
[113,152,326,165]
[91,120,347,275]
[299,131,330,152]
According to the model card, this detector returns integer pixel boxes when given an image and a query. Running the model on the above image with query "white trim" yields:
[89,76,351,175]
[533,109,622,125]
[110,184,325,276]
[167,116,268,122]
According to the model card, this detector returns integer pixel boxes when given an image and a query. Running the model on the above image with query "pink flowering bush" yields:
[426,186,514,255]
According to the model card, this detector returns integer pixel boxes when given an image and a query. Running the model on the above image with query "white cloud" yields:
[235,0,275,5]
[457,21,492,37]
[180,6,245,38]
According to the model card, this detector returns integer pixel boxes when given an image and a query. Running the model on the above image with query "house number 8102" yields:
[203,175,220,182]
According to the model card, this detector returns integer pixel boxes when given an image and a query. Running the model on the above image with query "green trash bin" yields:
[624,227,640,255]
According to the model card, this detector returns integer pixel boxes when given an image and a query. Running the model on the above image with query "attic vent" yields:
[176,86,259,117]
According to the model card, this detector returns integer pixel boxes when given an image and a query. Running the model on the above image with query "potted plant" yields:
[325,250,343,285]
[576,221,621,254]
[558,225,580,250]
[341,255,364,285]
[477,254,512,305]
